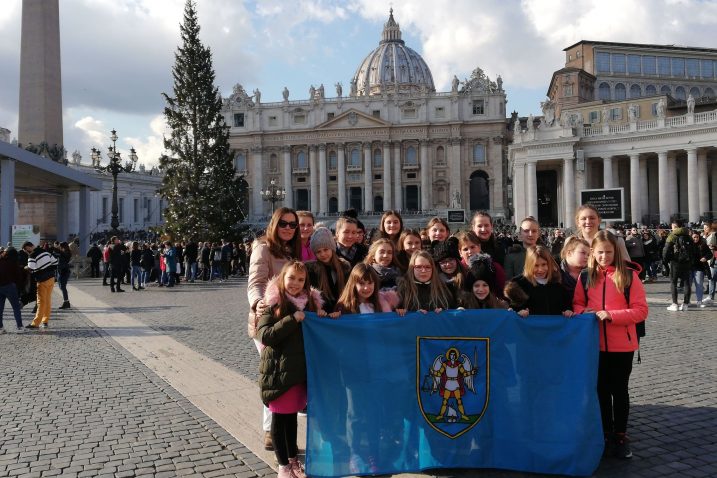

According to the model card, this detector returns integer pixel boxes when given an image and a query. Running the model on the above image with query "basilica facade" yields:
[223,11,509,224]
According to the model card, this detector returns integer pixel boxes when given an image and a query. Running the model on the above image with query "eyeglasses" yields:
[413,265,432,271]
[278,220,298,229]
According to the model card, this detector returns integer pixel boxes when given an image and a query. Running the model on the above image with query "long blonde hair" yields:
[399,251,454,311]
[364,238,399,267]
[523,245,561,285]
[336,263,382,314]
[587,230,632,291]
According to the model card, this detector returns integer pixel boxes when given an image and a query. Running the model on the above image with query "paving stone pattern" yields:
[0,296,273,478]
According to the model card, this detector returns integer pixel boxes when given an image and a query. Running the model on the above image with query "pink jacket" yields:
[573,266,648,352]
[247,241,290,338]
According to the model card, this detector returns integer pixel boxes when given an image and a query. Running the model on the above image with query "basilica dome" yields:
[351,10,435,97]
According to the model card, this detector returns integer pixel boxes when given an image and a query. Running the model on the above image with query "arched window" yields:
[614,83,627,101]
[598,82,611,100]
[472,144,486,165]
[405,146,417,165]
[269,153,278,172]
[645,85,657,96]
[296,151,307,169]
[469,171,490,211]
[689,86,701,98]
[328,151,337,170]
[629,84,642,98]
[350,148,360,167]
[675,86,686,100]
[373,149,382,168]
[660,85,672,96]
[705,87,715,98]
[436,146,445,165]
[234,152,246,171]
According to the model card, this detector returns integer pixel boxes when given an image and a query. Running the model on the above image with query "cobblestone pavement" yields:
[1,273,715,477]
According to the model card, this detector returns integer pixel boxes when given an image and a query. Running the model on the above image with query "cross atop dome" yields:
[381,8,403,44]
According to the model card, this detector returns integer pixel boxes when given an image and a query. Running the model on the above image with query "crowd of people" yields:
[246,206,717,478]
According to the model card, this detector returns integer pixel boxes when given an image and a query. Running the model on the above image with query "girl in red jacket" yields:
[573,230,648,460]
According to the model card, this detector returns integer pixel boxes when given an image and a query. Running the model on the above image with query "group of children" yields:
[254,208,648,477]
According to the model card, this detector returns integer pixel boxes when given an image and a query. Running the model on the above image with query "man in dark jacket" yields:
[26,243,58,329]
[663,218,695,311]
[184,240,198,282]
[200,242,211,281]
[86,242,103,278]
[109,237,126,293]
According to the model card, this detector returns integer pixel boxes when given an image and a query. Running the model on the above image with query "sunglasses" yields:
[278,220,298,229]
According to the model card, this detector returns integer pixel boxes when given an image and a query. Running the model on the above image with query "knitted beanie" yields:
[310,227,336,253]
[431,237,460,263]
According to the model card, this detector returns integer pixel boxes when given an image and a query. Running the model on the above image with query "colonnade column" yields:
[668,153,678,218]
[639,158,648,224]
[337,144,346,211]
[393,142,402,210]
[697,150,709,220]
[318,144,327,215]
[712,156,717,214]
[420,140,430,211]
[603,156,613,189]
[450,138,462,208]
[563,156,575,228]
[309,146,319,213]
[251,147,263,217]
[526,160,538,219]
[513,163,526,223]
[657,151,670,223]
[0,158,15,247]
[687,148,699,223]
[78,186,90,254]
[629,153,641,224]
[382,142,392,210]
[282,146,293,209]
[363,143,372,212]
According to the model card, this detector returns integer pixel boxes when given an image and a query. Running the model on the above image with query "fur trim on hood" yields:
[379,289,400,312]
[263,275,325,311]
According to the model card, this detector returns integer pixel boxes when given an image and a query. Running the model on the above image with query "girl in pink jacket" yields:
[573,230,648,460]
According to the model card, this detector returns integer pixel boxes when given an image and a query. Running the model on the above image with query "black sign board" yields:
[447,209,466,224]
[579,188,624,221]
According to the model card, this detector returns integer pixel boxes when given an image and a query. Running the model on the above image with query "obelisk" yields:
[18,0,63,148]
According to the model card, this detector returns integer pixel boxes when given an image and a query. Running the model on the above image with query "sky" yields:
[2,0,717,168]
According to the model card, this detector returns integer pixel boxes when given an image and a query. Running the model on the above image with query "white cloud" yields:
[124,115,168,168]
[73,115,107,147]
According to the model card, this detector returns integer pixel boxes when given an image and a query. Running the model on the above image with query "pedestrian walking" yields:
[663,218,696,311]
[0,247,28,333]
[86,242,102,278]
[109,237,126,293]
[56,242,72,309]
[26,242,59,329]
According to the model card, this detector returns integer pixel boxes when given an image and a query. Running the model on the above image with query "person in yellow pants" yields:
[26,243,59,330]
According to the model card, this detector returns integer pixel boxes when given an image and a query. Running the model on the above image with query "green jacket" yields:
[257,305,306,405]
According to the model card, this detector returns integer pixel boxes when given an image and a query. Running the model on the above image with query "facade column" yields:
[56,190,69,241]
[563,156,575,228]
[712,156,717,214]
[420,140,430,211]
[513,163,526,223]
[450,139,462,208]
[0,158,15,247]
[382,142,392,210]
[639,158,648,224]
[309,146,318,213]
[393,142,402,210]
[687,148,699,223]
[526,160,538,219]
[697,150,709,220]
[668,153,679,219]
[282,146,293,209]
[629,153,641,225]
[603,156,613,188]
[657,151,670,223]
[363,143,373,212]
[337,144,346,212]
[251,147,263,217]
[78,186,90,254]
[318,144,327,215]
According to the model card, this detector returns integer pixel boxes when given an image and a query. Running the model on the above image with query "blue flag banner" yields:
[302,310,603,477]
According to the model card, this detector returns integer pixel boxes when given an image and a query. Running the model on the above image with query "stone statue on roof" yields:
[687,94,695,114]
[335,82,343,97]
[282,86,289,101]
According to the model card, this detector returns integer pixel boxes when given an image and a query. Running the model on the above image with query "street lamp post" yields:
[92,129,138,236]
[260,178,286,213]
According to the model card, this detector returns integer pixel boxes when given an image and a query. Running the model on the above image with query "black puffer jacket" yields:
[509,275,573,315]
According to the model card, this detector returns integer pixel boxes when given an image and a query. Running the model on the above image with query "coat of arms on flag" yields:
[417,336,489,438]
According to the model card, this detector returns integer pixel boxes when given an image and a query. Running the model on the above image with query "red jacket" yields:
[573,266,648,352]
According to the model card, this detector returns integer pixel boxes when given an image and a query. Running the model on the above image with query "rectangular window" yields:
[611,53,626,73]
[563,84,573,97]
[642,55,656,75]
[672,57,685,77]
[119,198,124,223]
[374,174,382,180]
[627,55,641,74]
[372,110,381,118]
[133,198,139,223]
[233,113,245,127]
[435,107,445,118]
[294,114,306,124]
[686,58,699,77]
[402,108,417,119]
[327,112,335,120]
[701,60,713,78]
[472,100,484,115]
[102,197,108,222]
[297,177,306,183]
[589,111,599,123]
[407,173,416,179]
[610,107,622,121]
[268,115,278,126]
[596,52,610,73]
[329,175,337,181]
[657,56,671,75]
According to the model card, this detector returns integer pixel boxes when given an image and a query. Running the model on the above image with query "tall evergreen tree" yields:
[160,0,247,241]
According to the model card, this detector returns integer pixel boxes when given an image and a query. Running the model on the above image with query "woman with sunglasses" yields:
[247,207,302,452]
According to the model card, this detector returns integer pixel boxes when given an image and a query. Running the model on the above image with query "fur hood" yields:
[263,274,325,310]
[379,289,400,312]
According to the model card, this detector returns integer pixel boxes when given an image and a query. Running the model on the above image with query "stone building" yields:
[510,40,717,227]
[224,10,509,225]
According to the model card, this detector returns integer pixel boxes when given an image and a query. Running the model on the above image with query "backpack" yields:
[213,250,222,262]
[672,235,694,265]
[579,269,645,363]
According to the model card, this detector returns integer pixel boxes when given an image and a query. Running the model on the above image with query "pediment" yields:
[317,109,392,129]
